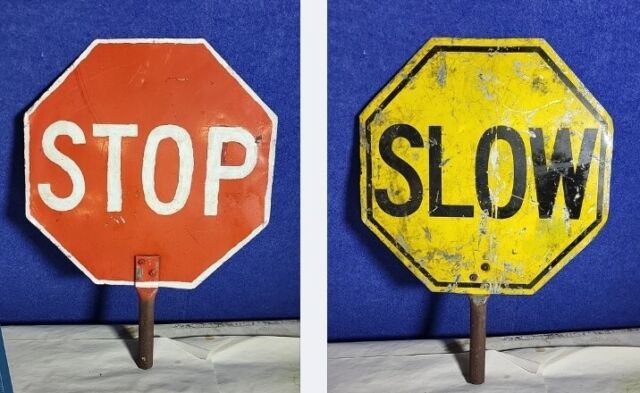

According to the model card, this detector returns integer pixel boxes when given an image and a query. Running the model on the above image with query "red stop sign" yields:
[25,39,276,288]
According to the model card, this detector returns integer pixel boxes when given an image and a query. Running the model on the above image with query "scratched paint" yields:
[360,38,613,295]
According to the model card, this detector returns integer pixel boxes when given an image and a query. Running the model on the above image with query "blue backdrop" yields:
[329,0,640,341]
[0,1,299,323]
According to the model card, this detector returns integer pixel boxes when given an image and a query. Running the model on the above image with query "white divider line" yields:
[301,0,328,392]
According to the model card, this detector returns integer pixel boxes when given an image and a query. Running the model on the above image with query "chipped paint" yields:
[360,38,613,296]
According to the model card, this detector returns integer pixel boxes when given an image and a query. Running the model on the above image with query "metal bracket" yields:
[135,255,160,286]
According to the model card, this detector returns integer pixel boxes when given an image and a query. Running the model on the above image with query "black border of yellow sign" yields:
[363,42,609,292]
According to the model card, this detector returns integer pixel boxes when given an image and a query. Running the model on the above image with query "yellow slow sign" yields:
[360,38,613,295]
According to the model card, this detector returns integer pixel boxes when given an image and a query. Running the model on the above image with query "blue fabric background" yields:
[0,1,299,323]
[329,0,640,341]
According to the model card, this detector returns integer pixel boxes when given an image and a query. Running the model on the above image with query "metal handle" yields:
[134,255,160,370]
[137,287,157,369]
[469,295,488,384]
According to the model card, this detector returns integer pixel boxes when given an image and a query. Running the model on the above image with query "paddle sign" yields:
[360,37,612,296]
[25,38,277,368]
[360,38,612,384]
[25,39,276,288]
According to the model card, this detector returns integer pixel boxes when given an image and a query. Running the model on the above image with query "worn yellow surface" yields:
[360,38,613,295]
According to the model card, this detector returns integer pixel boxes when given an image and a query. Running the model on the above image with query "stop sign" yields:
[25,39,276,288]
[360,38,613,295]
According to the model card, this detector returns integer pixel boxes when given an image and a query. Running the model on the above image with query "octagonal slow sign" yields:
[25,39,276,368]
[360,38,612,383]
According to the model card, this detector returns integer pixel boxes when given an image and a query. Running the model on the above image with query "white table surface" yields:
[329,328,640,393]
[4,320,299,393]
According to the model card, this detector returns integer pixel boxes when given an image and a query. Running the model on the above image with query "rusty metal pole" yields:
[468,295,488,384]
[135,255,160,370]
[136,287,158,369]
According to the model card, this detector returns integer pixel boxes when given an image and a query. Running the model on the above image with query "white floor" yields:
[4,321,299,393]
[329,329,640,393]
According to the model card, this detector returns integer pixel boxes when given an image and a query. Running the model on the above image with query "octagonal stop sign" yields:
[25,39,276,288]
[360,38,613,296]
